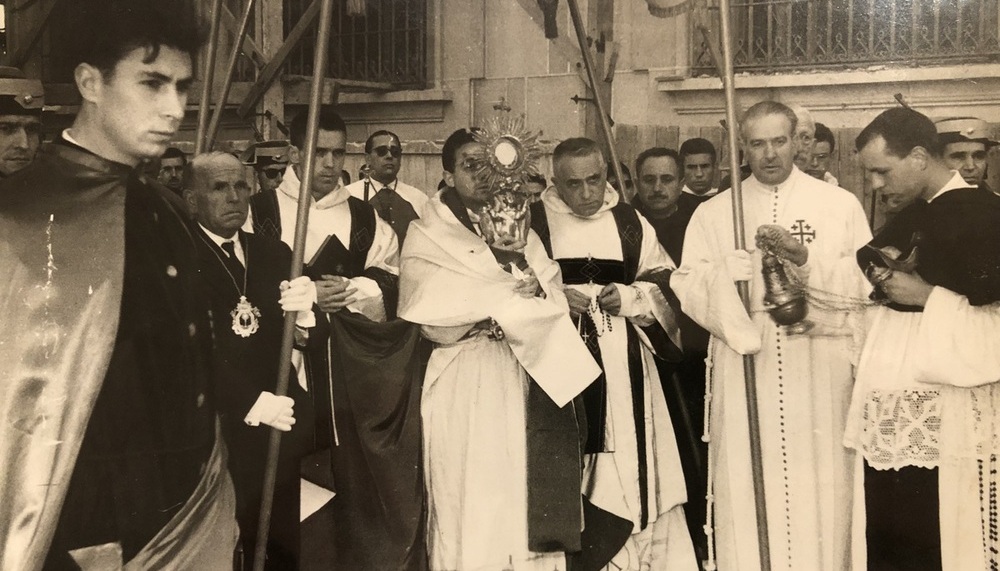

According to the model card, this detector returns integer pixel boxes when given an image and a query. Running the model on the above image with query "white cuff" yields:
[295,310,316,329]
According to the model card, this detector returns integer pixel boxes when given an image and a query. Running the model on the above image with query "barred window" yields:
[284,0,427,89]
[693,0,1000,74]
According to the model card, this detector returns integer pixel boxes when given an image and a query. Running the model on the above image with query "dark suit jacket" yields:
[192,227,314,564]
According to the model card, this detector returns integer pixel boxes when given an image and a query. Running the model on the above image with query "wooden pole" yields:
[566,0,627,200]
[251,0,335,569]
[195,0,224,155]
[205,0,256,151]
[717,0,772,568]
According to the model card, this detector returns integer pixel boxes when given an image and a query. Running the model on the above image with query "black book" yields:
[304,234,352,280]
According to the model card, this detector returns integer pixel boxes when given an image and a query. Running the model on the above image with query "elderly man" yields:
[935,116,998,193]
[672,101,871,571]
[400,128,600,570]
[849,108,1000,571]
[183,151,315,569]
[0,3,239,568]
[789,103,816,174]
[0,67,43,178]
[345,130,428,243]
[530,137,697,571]
[241,140,291,194]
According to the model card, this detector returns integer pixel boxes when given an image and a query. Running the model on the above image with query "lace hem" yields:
[857,389,941,470]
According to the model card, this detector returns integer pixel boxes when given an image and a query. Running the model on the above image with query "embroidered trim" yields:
[859,389,941,470]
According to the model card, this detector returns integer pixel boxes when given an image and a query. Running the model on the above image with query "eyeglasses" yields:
[373,145,402,159]
[261,167,285,179]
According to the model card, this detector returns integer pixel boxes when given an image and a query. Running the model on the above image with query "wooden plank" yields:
[6,0,62,68]
[222,3,266,69]
[237,0,320,119]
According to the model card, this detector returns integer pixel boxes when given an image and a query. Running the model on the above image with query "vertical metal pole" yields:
[205,0,257,150]
[195,0,224,155]
[718,0,772,568]
[252,0,336,569]
[566,0,627,200]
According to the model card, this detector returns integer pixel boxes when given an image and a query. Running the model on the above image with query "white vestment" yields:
[398,190,601,571]
[538,186,696,571]
[845,177,1000,570]
[345,176,430,217]
[671,168,871,571]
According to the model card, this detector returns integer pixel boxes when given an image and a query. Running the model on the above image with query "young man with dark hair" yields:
[848,107,1000,570]
[807,122,838,185]
[0,2,241,568]
[679,137,720,202]
[157,146,187,194]
[399,128,600,570]
[345,129,429,243]
[530,137,697,571]
[672,100,871,571]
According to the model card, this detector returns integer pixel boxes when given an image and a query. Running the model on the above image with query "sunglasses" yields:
[261,167,285,179]
[373,145,402,159]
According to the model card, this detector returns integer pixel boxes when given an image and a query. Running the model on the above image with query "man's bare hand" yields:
[597,283,622,316]
[881,271,934,307]
[513,267,541,299]
[564,288,592,318]
[756,224,808,266]
[315,274,356,313]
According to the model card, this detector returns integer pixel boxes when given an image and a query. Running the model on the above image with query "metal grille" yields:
[692,0,1000,74]
[284,0,427,88]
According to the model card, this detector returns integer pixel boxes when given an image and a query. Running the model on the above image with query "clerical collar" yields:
[928,171,977,202]
[278,163,348,210]
[746,166,799,194]
[682,184,719,197]
[540,183,619,219]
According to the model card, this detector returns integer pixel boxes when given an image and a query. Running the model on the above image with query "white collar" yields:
[278,164,348,210]
[682,184,719,197]
[928,171,976,202]
[540,183,619,219]
[745,166,801,194]
[198,223,239,246]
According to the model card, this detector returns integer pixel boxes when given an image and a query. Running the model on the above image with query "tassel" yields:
[537,0,559,39]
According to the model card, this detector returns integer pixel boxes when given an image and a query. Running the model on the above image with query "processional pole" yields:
[566,0,628,200]
[717,0,772,568]
[252,0,336,569]
[205,0,257,151]
[195,0,225,155]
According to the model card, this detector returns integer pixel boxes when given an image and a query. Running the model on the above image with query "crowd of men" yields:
[0,2,998,571]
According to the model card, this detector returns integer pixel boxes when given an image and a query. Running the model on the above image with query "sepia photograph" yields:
[0,0,997,569]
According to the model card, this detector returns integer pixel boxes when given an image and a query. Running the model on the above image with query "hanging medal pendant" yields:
[231,295,261,337]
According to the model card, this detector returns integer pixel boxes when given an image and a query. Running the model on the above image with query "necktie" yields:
[220,240,246,281]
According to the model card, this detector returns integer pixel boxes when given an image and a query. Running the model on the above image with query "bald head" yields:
[183,152,251,238]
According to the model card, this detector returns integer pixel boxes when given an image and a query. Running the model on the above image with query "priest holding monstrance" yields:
[671,101,872,571]
[399,122,600,570]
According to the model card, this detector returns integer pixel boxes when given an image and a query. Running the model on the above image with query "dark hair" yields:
[553,137,602,165]
[679,138,717,164]
[526,173,547,187]
[636,147,681,177]
[161,146,187,165]
[289,108,347,149]
[740,101,798,140]
[441,128,481,173]
[74,0,206,79]
[856,107,942,158]
[814,122,835,152]
[365,130,400,153]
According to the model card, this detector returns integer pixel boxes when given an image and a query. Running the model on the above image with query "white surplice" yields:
[398,190,601,571]
[538,186,697,571]
[845,177,1000,571]
[670,167,872,571]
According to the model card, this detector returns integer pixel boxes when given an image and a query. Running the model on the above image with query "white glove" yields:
[280,276,317,328]
[724,250,754,282]
[244,391,296,431]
